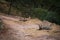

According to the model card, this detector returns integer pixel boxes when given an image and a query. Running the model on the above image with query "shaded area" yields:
[0,0,60,24]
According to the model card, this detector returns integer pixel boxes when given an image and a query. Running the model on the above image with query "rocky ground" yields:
[0,14,60,40]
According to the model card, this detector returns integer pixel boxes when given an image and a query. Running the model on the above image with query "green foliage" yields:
[0,0,60,24]
[30,8,60,24]
[32,8,48,19]
[0,20,3,30]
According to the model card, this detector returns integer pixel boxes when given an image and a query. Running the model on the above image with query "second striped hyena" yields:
[38,20,53,30]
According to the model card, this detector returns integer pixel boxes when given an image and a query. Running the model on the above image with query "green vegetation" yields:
[0,0,60,25]
[0,20,3,30]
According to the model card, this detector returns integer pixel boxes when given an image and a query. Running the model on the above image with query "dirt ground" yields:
[0,15,60,40]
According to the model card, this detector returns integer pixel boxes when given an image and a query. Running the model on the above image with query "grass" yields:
[0,20,3,30]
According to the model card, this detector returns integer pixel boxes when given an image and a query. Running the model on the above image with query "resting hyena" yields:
[38,20,53,30]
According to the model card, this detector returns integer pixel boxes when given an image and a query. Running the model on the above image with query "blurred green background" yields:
[0,0,60,25]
